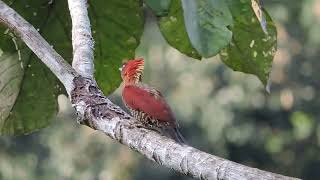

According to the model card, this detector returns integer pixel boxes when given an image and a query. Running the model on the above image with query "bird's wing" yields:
[138,83,162,99]
[122,84,176,124]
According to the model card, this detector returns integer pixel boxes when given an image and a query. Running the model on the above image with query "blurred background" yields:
[0,0,320,179]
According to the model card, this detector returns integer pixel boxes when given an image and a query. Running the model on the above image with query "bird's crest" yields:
[120,58,144,84]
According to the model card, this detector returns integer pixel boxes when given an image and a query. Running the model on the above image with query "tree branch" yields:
[0,1,300,180]
[68,0,94,78]
[70,76,298,180]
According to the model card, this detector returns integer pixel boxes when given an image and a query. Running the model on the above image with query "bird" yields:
[119,58,186,144]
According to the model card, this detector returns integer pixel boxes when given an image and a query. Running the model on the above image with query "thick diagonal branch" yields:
[0,1,299,180]
[71,76,298,180]
[68,0,94,78]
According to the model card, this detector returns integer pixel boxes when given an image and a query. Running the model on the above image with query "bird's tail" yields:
[163,127,187,144]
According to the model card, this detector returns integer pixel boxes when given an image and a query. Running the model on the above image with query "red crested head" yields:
[120,58,144,84]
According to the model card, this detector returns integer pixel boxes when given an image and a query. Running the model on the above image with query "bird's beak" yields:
[119,67,122,72]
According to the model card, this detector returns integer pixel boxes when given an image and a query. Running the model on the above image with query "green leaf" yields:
[0,0,71,135]
[89,0,144,94]
[0,52,25,134]
[144,0,171,17]
[1,53,61,135]
[181,0,233,57]
[0,0,144,135]
[158,0,201,59]
[220,0,277,87]
[0,34,60,136]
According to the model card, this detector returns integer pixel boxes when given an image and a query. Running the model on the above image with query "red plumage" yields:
[120,58,185,143]
[122,84,176,125]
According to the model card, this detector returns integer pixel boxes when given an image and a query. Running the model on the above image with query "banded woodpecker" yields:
[119,58,185,143]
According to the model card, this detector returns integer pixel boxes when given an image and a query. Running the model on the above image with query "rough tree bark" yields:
[68,0,94,78]
[0,1,299,180]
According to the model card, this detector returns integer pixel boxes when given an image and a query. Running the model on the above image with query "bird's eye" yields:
[119,64,127,72]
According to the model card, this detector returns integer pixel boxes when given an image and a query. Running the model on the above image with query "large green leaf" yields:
[144,0,171,17]
[0,52,25,134]
[220,0,277,87]
[158,0,201,59]
[181,0,233,57]
[1,53,60,135]
[0,0,71,135]
[89,0,144,94]
[0,0,144,135]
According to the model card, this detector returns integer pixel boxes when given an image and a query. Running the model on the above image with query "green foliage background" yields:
[0,0,319,180]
